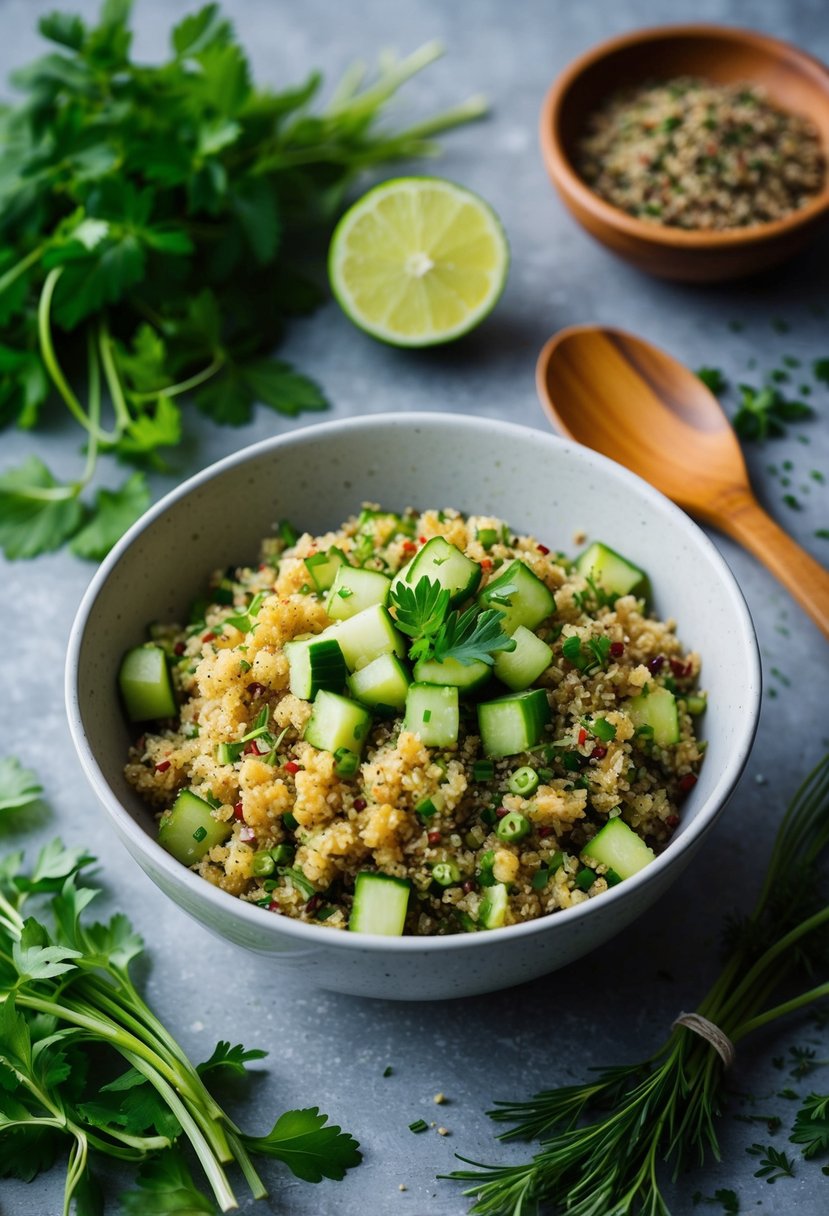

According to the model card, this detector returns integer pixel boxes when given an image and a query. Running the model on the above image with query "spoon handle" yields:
[718,494,829,639]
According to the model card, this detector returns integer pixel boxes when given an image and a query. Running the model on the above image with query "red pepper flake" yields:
[401,540,416,553]
[174,641,186,656]
[666,813,681,828]
[247,682,265,697]
[419,536,427,544]
[427,830,442,845]
[537,543,550,555]
[610,641,625,658]
[201,631,217,643]
[268,899,280,912]
[495,806,509,819]
[233,802,245,821]
[670,658,692,679]
[538,825,554,838]
[591,745,607,761]
[155,760,171,773]
[480,558,493,570]
[577,728,587,747]
[353,797,366,812]
[679,773,698,793]
[648,655,664,674]
[284,761,300,775]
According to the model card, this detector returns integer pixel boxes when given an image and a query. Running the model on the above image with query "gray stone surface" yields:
[1,0,828,1211]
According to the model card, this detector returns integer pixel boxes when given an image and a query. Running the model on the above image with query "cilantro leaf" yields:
[197,1040,267,1077]
[433,606,515,667]
[391,576,451,641]
[69,472,150,559]
[119,1149,216,1215]
[790,1093,829,1159]
[0,757,42,812]
[0,458,83,559]
[242,1106,362,1182]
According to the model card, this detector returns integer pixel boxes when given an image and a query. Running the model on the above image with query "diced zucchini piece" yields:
[330,604,406,672]
[304,690,373,755]
[479,882,508,929]
[348,653,411,713]
[412,655,490,694]
[304,547,347,592]
[326,565,391,621]
[493,625,552,691]
[582,817,655,879]
[158,790,231,865]
[349,872,411,935]
[478,561,555,633]
[625,686,680,747]
[391,536,481,606]
[575,541,649,602]
[284,636,347,700]
[404,683,459,747]
[477,688,551,758]
[119,645,176,721]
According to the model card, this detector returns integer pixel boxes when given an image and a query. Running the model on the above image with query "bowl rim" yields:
[65,411,761,953]
[540,22,829,249]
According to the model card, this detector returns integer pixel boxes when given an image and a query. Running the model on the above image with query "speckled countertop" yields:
[1,0,827,1212]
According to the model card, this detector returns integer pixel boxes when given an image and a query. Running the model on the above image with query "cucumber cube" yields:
[582,817,655,879]
[391,536,481,606]
[349,872,411,935]
[304,690,373,755]
[285,636,347,700]
[493,625,552,691]
[158,789,231,865]
[348,653,411,713]
[478,882,508,929]
[625,686,680,747]
[331,604,406,672]
[412,655,490,694]
[477,688,551,757]
[326,565,391,621]
[119,645,176,721]
[478,561,555,633]
[575,542,649,602]
[304,547,347,592]
[404,683,459,747]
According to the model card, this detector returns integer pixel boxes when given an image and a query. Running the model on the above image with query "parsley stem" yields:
[0,242,44,296]
[128,352,225,403]
[325,40,444,117]
[389,94,489,142]
[98,318,133,435]
[224,1126,269,1201]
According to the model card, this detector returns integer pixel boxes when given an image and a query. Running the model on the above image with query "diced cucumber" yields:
[477,688,551,758]
[404,683,459,747]
[284,636,347,700]
[412,655,490,694]
[575,541,650,602]
[304,690,373,755]
[582,817,655,879]
[330,604,406,672]
[326,565,391,620]
[478,561,555,633]
[391,536,481,606]
[348,653,411,713]
[493,625,552,691]
[625,686,680,747]
[685,693,707,716]
[119,645,176,721]
[157,790,231,865]
[304,547,347,592]
[479,882,508,929]
[349,871,411,935]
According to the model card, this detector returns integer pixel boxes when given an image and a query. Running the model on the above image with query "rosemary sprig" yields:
[448,755,829,1215]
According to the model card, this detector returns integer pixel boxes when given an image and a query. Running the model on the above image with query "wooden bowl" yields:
[540,25,829,281]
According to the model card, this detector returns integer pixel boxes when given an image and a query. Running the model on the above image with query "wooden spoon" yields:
[536,325,829,638]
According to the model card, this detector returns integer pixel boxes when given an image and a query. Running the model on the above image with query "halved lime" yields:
[328,177,509,347]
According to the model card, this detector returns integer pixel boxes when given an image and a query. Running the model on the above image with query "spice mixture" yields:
[124,508,705,935]
[576,76,825,230]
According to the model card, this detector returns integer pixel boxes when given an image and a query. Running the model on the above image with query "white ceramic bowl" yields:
[66,413,760,1000]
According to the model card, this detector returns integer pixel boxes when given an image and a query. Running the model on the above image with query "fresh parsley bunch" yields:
[0,0,486,561]
[0,832,361,1212]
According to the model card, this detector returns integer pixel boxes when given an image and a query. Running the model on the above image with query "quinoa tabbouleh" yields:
[121,507,705,936]
[576,76,826,230]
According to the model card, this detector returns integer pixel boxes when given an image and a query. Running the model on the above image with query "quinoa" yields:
[124,507,705,935]
[576,76,825,230]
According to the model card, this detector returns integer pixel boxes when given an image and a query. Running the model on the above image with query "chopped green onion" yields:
[252,851,275,877]
[477,850,497,886]
[278,520,299,546]
[334,747,360,778]
[416,796,440,820]
[277,866,315,898]
[589,717,617,743]
[508,766,539,796]
[422,709,432,723]
[239,659,252,673]
[270,843,295,865]
[216,742,243,765]
[432,861,461,887]
[531,866,549,891]
[192,826,207,842]
[248,591,266,616]
[316,906,337,921]
[496,811,531,843]
[606,868,623,887]
[473,759,494,782]
[575,867,595,892]
[477,527,498,549]
[282,811,299,831]
[409,1119,428,1134]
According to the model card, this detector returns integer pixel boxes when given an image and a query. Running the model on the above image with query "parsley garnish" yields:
[0,4,486,561]
[790,1093,829,1159]
[0,756,42,812]
[732,383,813,441]
[391,576,514,667]
[562,634,611,674]
[390,576,451,656]
[747,1143,796,1181]
[696,366,728,395]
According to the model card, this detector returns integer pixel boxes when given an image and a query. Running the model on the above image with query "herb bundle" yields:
[0,837,361,1212]
[448,754,829,1215]
[0,0,486,561]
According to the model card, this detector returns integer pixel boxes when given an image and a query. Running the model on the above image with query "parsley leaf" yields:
[432,605,515,667]
[390,577,451,642]
[242,1106,363,1182]
[790,1093,829,1159]
[696,366,728,395]
[0,757,42,812]
[747,1142,796,1181]
[732,383,813,442]
[69,472,150,560]
[119,1149,216,1215]
[197,1040,268,1077]
[0,457,83,559]
[562,634,611,674]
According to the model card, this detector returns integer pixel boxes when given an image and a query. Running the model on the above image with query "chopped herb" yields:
[783,494,802,510]
[409,1119,429,1134]
[747,1143,795,1181]
[790,1092,829,1159]
[813,358,829,385]
[732,383,813,442]
[383,1066,393,1078]
[696,366,727,394]
[473,759,495,782]
[192,826,207,842]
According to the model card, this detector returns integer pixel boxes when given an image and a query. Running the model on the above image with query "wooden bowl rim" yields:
[540,23,829,249]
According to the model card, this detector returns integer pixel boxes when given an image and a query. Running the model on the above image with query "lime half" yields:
[328,177,509,347]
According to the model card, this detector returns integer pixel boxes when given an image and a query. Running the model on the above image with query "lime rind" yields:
[328,176,509,347]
